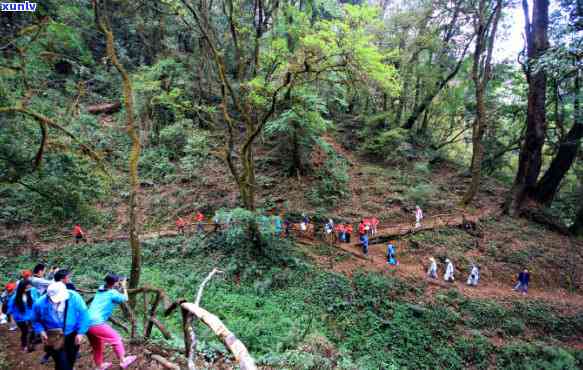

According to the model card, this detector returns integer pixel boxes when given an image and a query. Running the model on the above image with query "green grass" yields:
[1,229,582,369]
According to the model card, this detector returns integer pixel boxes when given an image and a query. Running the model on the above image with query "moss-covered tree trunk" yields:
[462,0,502,205]
[504,0,549,215]
[95,0,142,293]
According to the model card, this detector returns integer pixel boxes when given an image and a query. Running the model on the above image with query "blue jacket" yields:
[88,288,127,327]
[32,290,89,335]
[7,288,39,322]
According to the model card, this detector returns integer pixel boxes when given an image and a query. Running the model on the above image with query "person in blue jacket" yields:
[33,281,89,370]
[87,273,136,370]
[386,243,398,266]
[8,279,39,352]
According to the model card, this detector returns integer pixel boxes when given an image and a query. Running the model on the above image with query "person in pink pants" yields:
[87,274,136,370]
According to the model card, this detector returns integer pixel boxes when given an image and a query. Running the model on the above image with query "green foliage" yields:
[496,342,579,370]
[306,142,350,208]
[361,128,409,160]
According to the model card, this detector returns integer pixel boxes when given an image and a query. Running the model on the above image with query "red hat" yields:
[21,270,33,279]
[5,281,17,293]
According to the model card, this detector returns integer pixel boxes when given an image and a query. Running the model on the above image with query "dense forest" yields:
[1,0,583,369]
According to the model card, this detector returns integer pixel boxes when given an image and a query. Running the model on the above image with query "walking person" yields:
[284,219,291,238]
[195,211,205,233]
[274,215,283,237]
[386,243,398,266]
[444,259,455,282]
[467,264,480,286]
[175,217,186,234]
[415,205,423,228]
[7,279,39,352]
[345,223,353,243]
[427,257,437,279]
[1,281,18,330]
[358,220,369,256]
[53,269,77,292]
[338,224,346,243]
[72,224,87,243]
[371,217,379,236]
[513,268,530,295]
[32,281,89,370]
[87,274,136,370]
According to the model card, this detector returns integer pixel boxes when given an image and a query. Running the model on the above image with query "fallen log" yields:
[86,102,121,115]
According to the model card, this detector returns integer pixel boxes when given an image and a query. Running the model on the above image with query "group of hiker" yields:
[427,258,480,286]
[1,263,136,370]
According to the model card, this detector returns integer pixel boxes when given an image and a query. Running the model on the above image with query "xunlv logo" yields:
[1,1,37,11]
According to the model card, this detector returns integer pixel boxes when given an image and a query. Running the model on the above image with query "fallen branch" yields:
[144,349,180,370]
[195,268,224,306]
[181,303,257,370]
[86,101,121,114]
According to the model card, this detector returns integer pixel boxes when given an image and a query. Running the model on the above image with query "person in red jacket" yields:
[175,217,186,234]
[345,224,353,243]
[72,224,87,244]
[195,212,205,233]
[358,220,369,256]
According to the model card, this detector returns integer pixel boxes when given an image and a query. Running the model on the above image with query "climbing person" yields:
[1,281,18,331]
[467,264,480,286]
[195,211,205,233]
[513,268,530,295]
[371,217,379,236]
[175,217,186,234]
[415,205,423,228]
[8,279,39,352]
[386,243,398,265]
[345,223,353,243]
[444,259,455,282]
[53,269,77,292]
[32,281,90,370]
[87,274,136,370]
[30,263,52,295]
[358,220,369,256]
[72,224,87,244]
[427,257,438,279]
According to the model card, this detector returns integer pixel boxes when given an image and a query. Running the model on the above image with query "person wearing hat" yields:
[444,259,455,282]
[467,264,480,286]
[87,274,136,370]
[427,257,437,279]
[32,281,89,370]
[1,281,18,330]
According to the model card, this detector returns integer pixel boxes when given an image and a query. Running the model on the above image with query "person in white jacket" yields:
[427,257,437,279]
[467,264,480,286]
[415,205,423,228]
[444,259,455,282]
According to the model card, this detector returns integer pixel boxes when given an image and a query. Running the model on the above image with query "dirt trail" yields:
[302,209,583,311]
[0,325,163,370]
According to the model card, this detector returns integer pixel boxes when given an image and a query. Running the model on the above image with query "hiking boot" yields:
[96,362,111,370]
[39,353,50,365]
[120,355,137,368]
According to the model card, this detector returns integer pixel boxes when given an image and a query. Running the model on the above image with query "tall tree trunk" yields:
[462,0,502,205]
[94,0,142,293]
[533,69,582,205]
[504,0,550,215]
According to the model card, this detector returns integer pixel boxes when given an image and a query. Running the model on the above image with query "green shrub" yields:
[405,183,437,207]
[496,342,578,369]
[362,128,408,160]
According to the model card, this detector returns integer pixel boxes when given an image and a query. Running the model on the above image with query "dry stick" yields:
[194,268,224,307]
[145,292,163,339]
[181,268,256,370]
[142,291,149,337]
